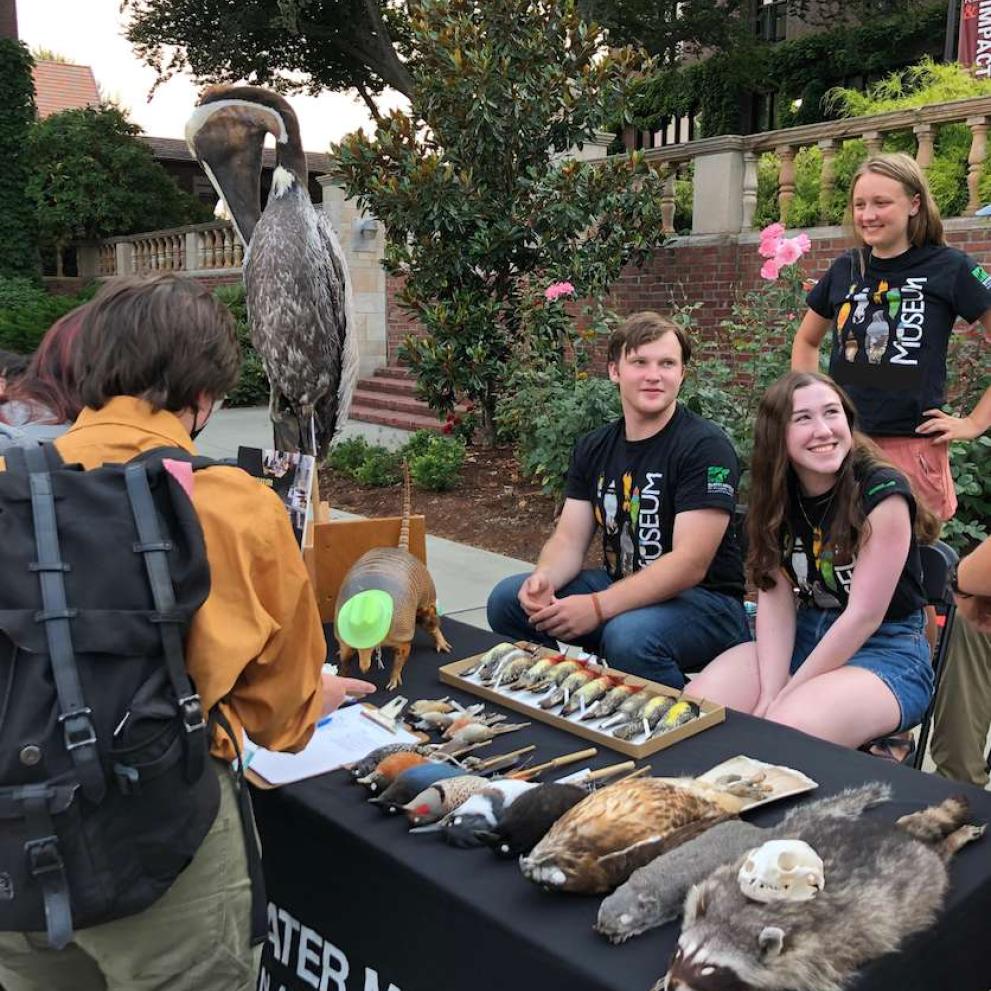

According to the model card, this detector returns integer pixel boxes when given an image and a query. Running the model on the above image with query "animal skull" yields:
[738,839,824,903]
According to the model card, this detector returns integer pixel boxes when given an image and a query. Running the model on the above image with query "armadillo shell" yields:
[372,762,463,811]
[487,783,587,858]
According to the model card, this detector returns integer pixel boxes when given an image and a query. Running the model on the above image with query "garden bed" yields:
[319,447,558,563]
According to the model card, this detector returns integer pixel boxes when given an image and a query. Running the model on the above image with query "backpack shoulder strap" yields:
[2,441,64,475]
[125,446,233,473]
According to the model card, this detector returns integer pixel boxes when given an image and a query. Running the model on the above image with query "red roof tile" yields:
[32,61,101,118]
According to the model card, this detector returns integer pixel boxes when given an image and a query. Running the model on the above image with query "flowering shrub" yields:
[679,224,814,478]
[757,223,812,281]
[544,281,576,302]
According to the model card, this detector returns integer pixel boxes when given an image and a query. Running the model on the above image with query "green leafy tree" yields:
[124,0,415,113]
[25,105,212,273]
[333,0,666,444]
[0,40,38,279]
[578,0,751,64]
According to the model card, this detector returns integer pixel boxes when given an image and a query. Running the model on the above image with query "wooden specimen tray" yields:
[439,645,725,759]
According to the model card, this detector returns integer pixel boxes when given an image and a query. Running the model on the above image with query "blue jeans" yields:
[485,568,751,690]
[789,608,933,732]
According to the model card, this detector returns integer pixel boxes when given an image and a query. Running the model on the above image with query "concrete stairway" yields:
[349,366,445,432]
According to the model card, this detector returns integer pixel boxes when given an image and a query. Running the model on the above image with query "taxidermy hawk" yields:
[186,85,357,458]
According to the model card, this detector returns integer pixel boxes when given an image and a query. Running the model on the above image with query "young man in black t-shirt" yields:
[486,312,750,688]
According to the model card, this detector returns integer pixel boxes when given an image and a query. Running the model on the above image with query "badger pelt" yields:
[661,796,984,991]
[597,784,890,944]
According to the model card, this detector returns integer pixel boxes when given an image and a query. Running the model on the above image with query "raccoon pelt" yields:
[663,796,985,991]
[597,783,891,944]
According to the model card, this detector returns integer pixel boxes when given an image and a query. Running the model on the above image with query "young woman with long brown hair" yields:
[688,371,940,749]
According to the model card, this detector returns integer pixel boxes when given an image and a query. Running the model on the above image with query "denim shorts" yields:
[789,607,933,732]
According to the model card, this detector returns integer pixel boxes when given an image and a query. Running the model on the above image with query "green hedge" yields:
[0,41,38,278]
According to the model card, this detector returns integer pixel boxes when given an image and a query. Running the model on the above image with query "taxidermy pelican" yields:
[185,85,357,458]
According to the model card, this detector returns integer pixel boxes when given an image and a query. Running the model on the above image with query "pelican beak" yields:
[185,99,286,247]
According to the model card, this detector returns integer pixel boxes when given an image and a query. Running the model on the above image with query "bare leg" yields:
[387,643,412,690]
[683,642,761,713]
[764,667,900,748]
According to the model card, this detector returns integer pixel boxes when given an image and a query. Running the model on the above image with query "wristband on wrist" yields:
[591,592,605,625]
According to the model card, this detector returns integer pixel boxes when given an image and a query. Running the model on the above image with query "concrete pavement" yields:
[195,405,531,629]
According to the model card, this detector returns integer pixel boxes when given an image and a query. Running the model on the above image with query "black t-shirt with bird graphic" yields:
[807,244,991,436]
[564,404,745,598]
[781,463,925,620]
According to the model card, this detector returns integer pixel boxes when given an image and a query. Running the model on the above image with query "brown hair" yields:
[0,305,89,426]
[748,371,940,591]
[847,153,945,249]
[76,274,240,413]
[607,311,692,366]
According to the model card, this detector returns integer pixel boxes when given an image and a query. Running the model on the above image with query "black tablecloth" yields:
[252,620,991,991]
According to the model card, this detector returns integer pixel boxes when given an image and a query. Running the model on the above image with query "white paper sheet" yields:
[245,705,419,786]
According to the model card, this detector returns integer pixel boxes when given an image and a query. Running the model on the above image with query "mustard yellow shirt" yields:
[51,397,325,760]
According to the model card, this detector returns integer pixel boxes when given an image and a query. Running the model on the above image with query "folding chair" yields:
[911,540,959,771]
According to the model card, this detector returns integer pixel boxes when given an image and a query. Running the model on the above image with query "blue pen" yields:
[316,714,334,730]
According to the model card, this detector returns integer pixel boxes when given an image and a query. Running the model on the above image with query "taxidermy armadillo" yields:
[521,777,764,895]
[662,795,986,991]
[596,783,890,944]
[335,462,451,690]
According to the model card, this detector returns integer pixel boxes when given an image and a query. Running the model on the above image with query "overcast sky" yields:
[17,0,401,152]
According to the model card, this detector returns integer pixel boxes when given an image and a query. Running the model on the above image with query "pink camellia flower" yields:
[794,232,812,253]
[760,258,783,281]
[760,222,785,240]
[544,281,576,302]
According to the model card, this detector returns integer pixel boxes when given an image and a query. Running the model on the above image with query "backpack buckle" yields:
[177,694,206,734]
[24,836,64,878]
[58,708,96,751]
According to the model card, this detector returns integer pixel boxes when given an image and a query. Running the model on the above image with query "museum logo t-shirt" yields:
[564,404,745,598]
[780,463,924,621]
[806,244,991,436]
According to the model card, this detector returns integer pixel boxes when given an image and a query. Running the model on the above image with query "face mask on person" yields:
[189,397,225,440]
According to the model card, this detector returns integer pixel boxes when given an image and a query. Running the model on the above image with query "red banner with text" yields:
[960,0,991,77]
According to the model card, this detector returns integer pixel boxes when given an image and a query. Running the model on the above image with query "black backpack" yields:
[0,443,262,948]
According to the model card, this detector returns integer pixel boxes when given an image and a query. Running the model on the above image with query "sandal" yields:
[864,733,916,765]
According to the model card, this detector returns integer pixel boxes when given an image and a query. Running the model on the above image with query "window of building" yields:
[755,0,787,43]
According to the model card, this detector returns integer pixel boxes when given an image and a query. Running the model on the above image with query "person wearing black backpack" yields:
[0,274,373,990]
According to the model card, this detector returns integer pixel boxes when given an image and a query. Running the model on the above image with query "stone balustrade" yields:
[635,94,991,236]
[78,220,244,279]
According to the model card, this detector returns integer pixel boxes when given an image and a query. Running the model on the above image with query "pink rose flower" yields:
[794,233,812,253]
[776,237,803,266]
[760,222,785,240]
[760,258,782,281]
[544,281,576,302]
[758,236,782,259]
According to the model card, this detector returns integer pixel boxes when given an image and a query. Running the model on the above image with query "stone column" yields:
[967,116,989,215]
[115,241,135,276]
[76,243,101,279]
[691,136,746,235]
[776,145,796,225]
[661,168,678,235]
[862,130,883,157]
[185,229,203,272]
[319,175,387,378]
[913,123,934,169]
[741,150,758,233]
[818,138,837,225]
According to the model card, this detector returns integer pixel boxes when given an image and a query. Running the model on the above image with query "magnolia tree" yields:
[332,0,667,443]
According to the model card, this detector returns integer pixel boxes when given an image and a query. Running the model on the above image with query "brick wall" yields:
[385,220,991,370]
